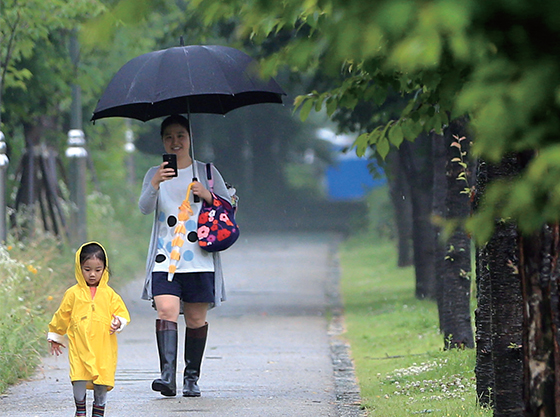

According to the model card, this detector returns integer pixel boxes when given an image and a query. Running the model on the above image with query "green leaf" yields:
[299,99,314,122]
[402,119,422,141]
[367,127,382,146]
[377,137,390,159]
[293,95,306,109]
[432,112,443,134]
[314,94,324,112]
[388,125,404,147]
[354,133,370,157]
[339,92,359,109]
[326,97,338,117]
[364,85,377,101]
[372,87,387,106]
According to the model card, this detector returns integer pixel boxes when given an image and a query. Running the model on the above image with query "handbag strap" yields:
[205,163,214,192]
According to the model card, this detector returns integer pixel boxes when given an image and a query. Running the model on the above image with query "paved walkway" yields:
[0,233,364,417]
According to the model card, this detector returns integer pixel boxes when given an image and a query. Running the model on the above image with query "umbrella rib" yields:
[127,53,158,103]
[181,47,196,93]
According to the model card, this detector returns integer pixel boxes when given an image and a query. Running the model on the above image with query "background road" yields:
[0,233,363,417]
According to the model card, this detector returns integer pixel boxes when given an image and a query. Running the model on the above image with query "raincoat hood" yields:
[74,241,109,288]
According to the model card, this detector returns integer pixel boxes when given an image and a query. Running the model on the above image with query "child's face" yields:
[81,257,105,287]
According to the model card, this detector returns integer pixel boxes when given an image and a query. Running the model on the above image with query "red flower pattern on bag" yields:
[217,229,231,241]
[197,190,239,252]
[199,212,209,224]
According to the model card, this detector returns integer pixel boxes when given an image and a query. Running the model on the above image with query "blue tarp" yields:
[325,152,386,201]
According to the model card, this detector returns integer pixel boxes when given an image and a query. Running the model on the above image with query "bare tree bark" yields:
[400,133,436,299]
[475,241,495,406]
[474,155,524,415]
[473,160,494,407]
[520,223,560,417]
[432,130,447,330]
[440,120,474,349]
[386,151,413,267]
[489,218,523,417]
[12,118,68,239]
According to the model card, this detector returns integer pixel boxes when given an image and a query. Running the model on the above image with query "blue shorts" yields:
[152,272,215,303]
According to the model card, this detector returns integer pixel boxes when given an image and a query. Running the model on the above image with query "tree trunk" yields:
[386,151,413,267]
[489,219,523,417]
[474,155,524,415]
[400,133,436,299]
[473,160,494,406]
[12,119,68,239]
[440,120,474,349]
[520,223,560,417]
[488,156,524,417]
[13,123,41,234]
[432,130,447,330]
[475,239,495,406]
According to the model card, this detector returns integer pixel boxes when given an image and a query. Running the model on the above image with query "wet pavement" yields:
[0,233,364,417]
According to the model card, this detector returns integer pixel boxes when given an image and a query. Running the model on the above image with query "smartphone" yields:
[162,153,178,177]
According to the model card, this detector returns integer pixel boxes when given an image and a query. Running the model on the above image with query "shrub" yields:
[0,234,73,393]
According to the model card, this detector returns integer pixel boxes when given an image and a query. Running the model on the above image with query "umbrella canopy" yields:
[91,45,286,122]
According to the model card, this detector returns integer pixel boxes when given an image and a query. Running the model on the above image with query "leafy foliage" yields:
[167,0,560,240]
[0,0,105,99]
[7,0,560,239]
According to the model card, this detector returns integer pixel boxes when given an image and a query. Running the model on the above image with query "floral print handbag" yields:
[197,163,240,252]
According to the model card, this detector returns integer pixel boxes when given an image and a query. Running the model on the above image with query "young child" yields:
[47,242,130,417]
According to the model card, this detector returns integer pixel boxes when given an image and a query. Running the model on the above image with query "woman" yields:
[139,114,230,397]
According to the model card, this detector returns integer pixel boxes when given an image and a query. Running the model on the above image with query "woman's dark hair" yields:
[80,242,107,269]
[160,114,190,137]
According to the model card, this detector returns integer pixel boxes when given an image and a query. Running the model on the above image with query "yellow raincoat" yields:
[47,242,130,390]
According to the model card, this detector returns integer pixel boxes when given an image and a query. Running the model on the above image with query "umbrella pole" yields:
[187,105,200,202]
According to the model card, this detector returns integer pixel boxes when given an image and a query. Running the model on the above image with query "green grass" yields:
[339,234,492,417]
[0,234,74,392]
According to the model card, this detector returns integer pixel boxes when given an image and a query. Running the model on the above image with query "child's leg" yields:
[72,381,87,417]
[92,384,107,406]
[92,384,108,417]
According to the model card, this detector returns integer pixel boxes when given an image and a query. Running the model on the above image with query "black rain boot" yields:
[152,319,178,396]
[182,323,208,397]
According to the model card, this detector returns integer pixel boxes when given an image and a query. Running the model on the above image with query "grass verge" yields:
[339,234,492,417]
[0,235,74,393]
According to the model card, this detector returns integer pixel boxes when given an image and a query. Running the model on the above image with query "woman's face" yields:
[162,123,191,163]
[81,257,105,287]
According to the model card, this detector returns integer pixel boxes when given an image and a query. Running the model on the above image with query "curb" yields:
[327,239,368,417]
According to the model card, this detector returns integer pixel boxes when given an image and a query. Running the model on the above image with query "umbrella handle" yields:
[192,177,200,202]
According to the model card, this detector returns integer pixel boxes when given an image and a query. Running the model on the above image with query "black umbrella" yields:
[91,44,286,191]
[91,44,286,122]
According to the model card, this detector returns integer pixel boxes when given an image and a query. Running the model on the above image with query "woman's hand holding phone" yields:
[151,154,178,190]
[162,153,178,177]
